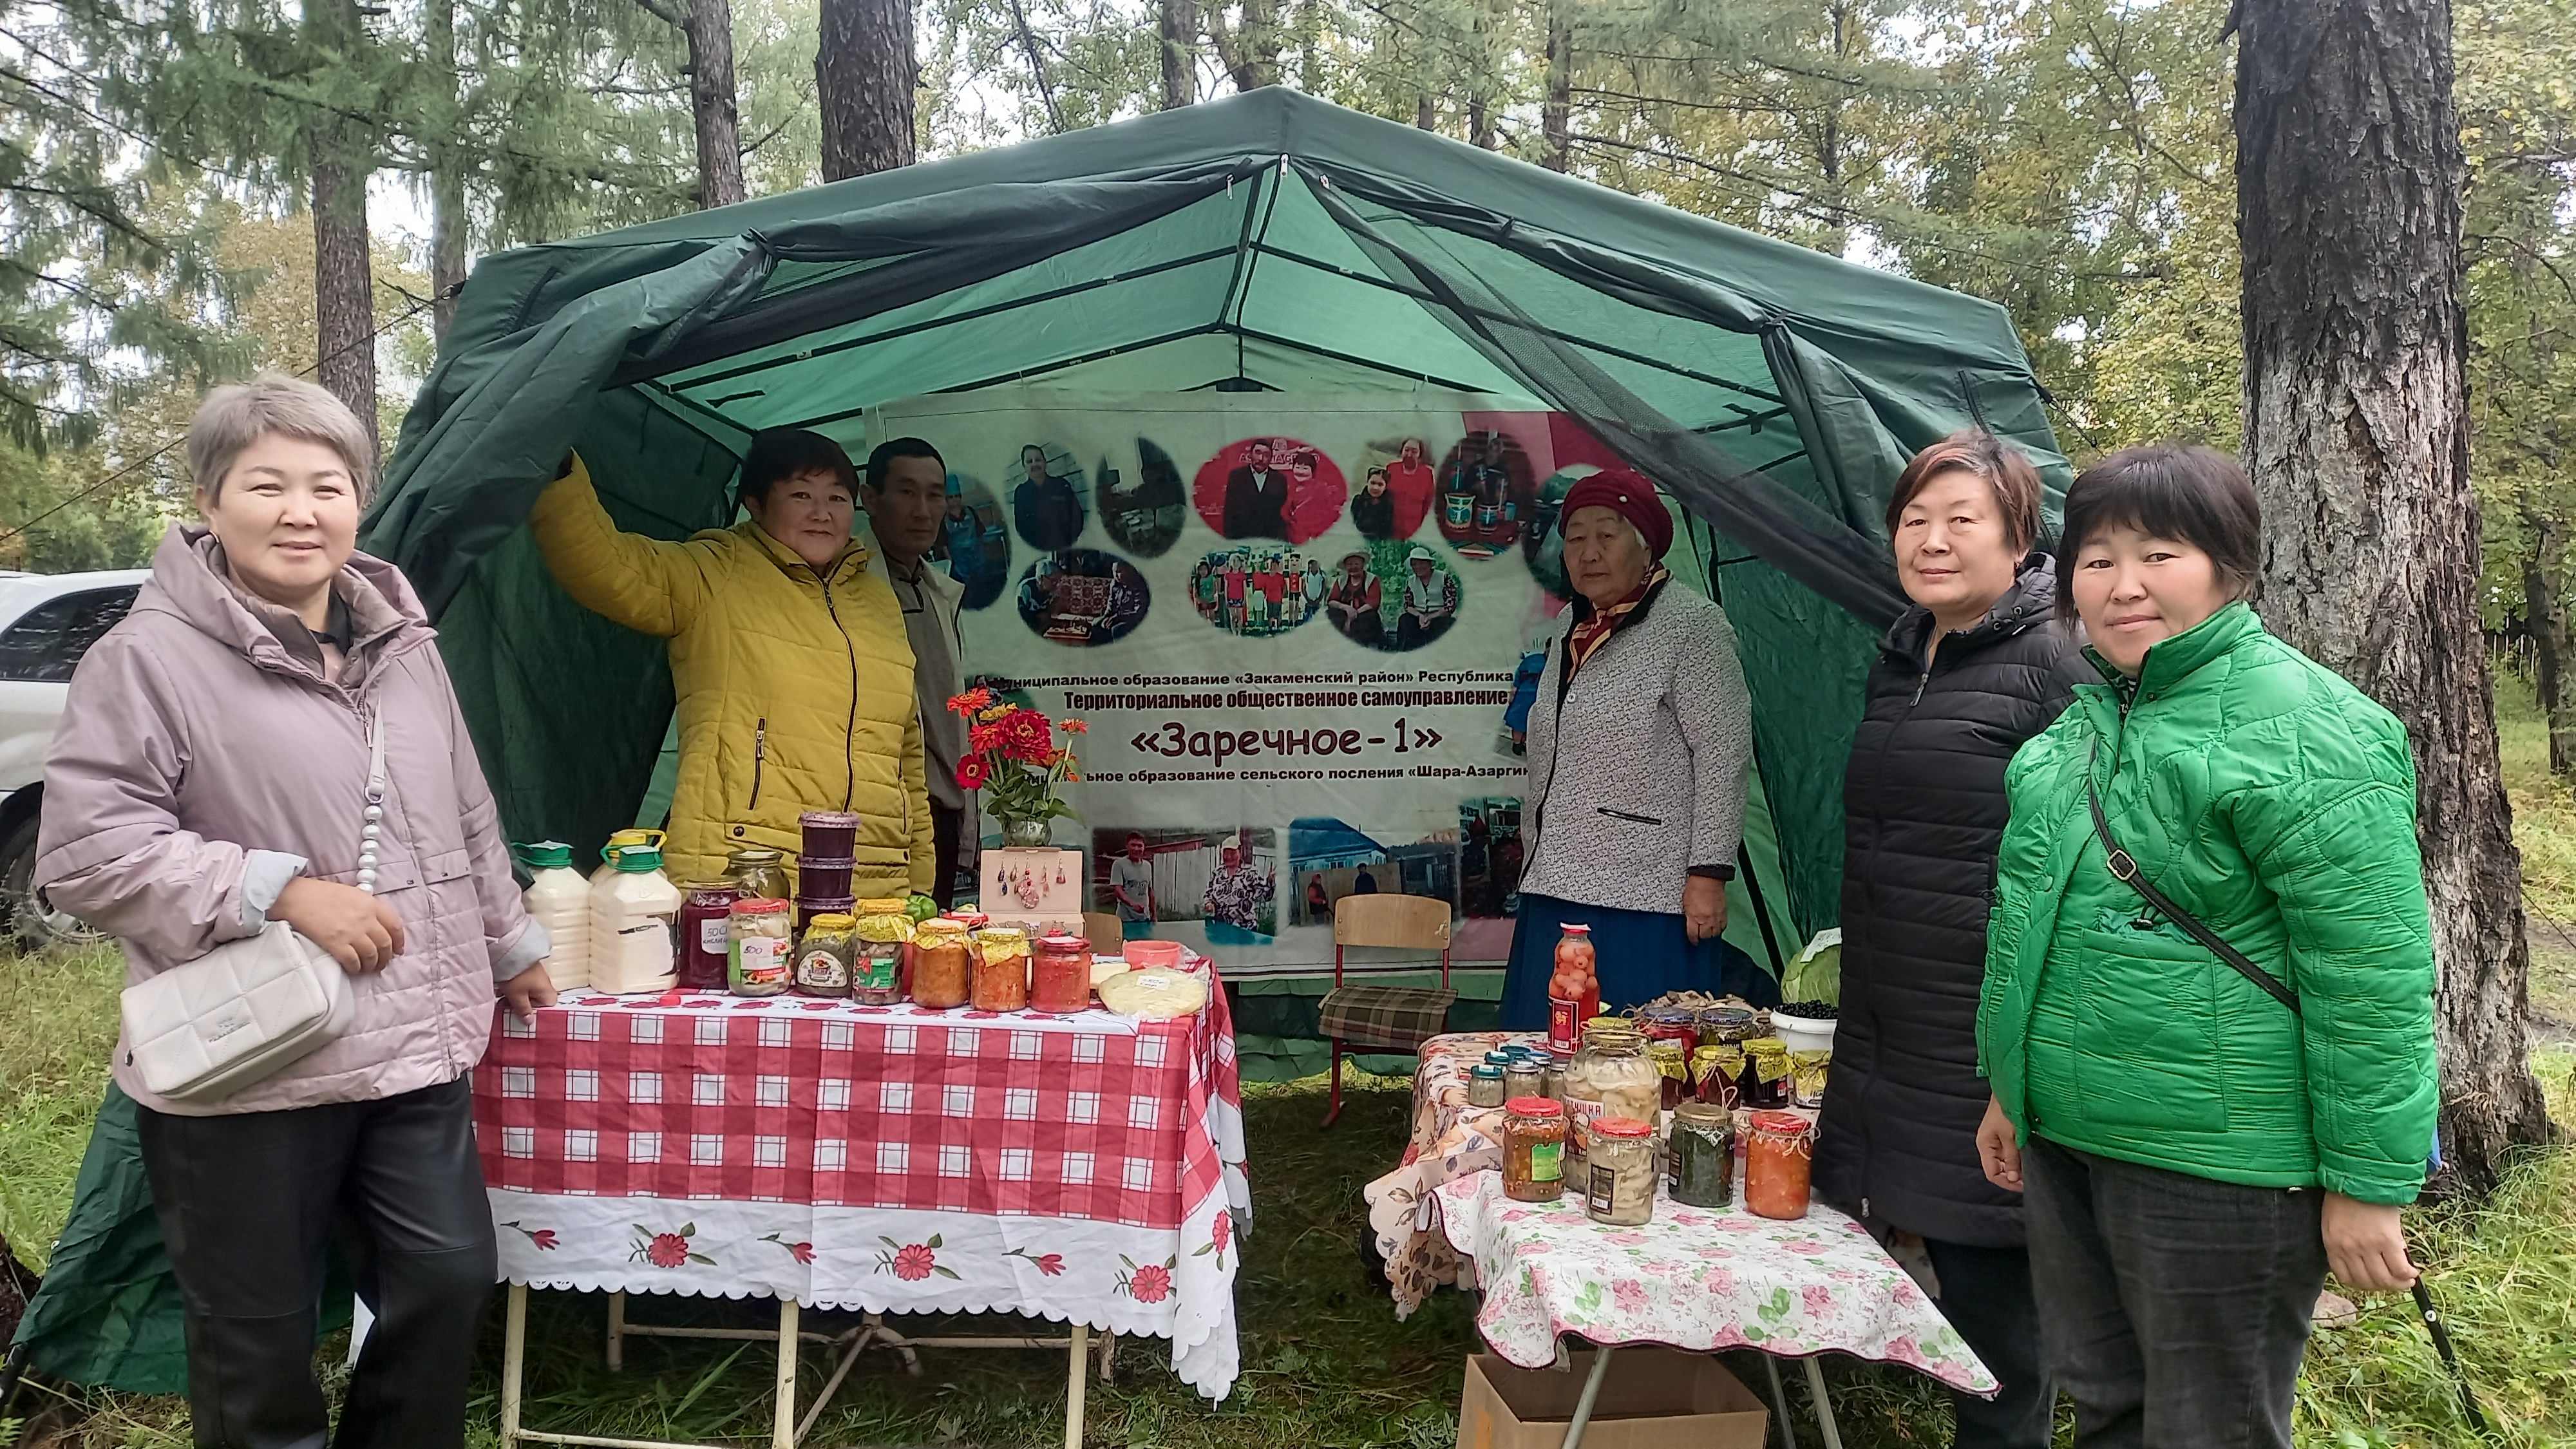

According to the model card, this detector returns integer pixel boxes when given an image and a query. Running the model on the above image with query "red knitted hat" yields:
[1559,468,1673,559]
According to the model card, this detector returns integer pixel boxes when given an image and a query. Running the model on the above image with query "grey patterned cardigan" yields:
[1519,576,1754,917]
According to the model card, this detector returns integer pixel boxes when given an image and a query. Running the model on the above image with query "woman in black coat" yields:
[1814,431,2090,1449]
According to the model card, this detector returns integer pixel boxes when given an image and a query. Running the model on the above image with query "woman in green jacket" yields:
[1974,445,2436,1448]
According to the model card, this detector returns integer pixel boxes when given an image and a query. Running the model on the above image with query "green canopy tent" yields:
[368,86,2066,955]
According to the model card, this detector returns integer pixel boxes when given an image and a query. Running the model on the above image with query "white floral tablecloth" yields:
[1359,1031,1517,1316]
[1435,1169,1994,1394]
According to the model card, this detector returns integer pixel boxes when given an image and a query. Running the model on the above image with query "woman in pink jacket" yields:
[37,375,553,1449]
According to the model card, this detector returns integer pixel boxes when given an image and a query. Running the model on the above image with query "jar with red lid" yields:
[1031,934,1093,1014]
[1743,1110,1814,1220]
[1501,1097,1567,1202]
[677,881,739,990]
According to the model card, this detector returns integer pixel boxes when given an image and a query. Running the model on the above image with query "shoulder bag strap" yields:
[2084,741,2300,1017]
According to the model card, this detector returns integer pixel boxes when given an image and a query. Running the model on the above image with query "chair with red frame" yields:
[1316,893,1455,1128]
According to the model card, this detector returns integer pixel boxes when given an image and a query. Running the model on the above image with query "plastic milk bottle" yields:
[590,828,667,887]
[513,841,591,990]
[591,842,683,994]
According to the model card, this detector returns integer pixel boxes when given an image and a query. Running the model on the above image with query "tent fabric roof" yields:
[366,86,2067,943]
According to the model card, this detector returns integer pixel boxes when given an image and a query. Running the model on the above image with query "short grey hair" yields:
[186,373,377,504]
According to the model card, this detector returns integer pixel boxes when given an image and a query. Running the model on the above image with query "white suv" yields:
[0,569,150,947]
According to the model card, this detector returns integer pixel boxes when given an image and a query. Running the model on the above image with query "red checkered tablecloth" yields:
[473,984,1248,1399]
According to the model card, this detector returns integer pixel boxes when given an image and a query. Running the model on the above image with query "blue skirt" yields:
[1498,893,1778,1031]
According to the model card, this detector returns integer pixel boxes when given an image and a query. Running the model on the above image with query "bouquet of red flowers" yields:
[946,687,1086,833]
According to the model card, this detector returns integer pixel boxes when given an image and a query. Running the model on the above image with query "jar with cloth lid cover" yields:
[850,898,915,1005]
[972,926,1030,1012]
[911,918,976,1009]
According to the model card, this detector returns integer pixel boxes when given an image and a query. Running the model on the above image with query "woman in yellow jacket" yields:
[531,430,935,896]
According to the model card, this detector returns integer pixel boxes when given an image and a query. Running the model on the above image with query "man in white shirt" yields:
[862,437,970,905]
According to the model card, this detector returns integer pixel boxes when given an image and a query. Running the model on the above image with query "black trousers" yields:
[1922,1237,2054,1449]
[2022,1134,2325,1449]
[930,800,966,910]
[137,1077,497,1449]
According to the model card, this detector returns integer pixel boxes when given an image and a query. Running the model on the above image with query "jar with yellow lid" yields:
[910,918,976,1009]
[971,925,1030,1012]
[793,913,857,997]
[851,898,916,1005]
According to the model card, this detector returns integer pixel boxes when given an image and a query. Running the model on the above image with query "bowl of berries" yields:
[1768,999,1839,1053]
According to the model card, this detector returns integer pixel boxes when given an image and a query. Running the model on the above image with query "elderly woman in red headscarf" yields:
[1499,469,1770,1027]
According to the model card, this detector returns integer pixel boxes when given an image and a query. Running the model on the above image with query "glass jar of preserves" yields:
[1501,1056,1546,1102]
[1740,1037,1792,1109]
[1466,1063,1507,1108]
[1667,1101,1734,1208]
[677,880,740,990]
[1642,1007,1699,1059]
[727,898,793,996]
[1031,933,1093,1014]
[1582,1115,1658,1226]
[1649,1039,1690,1112]
[910,918,976,1009]
[1564,1018,1661,1172]
[1546,924,1600,1052]
[1790,1050,1833,1110]
[1501,1097,1567,1202]
[1744,1110,1814,1220]
[724,848,793,905]
[1692,1045,1746,1109]
[850,898,915,1005]
[1539,1050,1567,1103]
[1697,1005,1759,1046]
[972,926,1030,1012]
[793,913,857,997]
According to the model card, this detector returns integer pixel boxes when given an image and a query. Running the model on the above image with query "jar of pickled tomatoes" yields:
[1546,923,1600,1051]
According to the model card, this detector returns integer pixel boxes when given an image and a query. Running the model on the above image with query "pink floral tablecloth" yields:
[1358,1032,1518,1316]
[1435,1170,1994,1394]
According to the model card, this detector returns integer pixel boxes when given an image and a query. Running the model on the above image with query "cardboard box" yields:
[1455,1349,1768,1449]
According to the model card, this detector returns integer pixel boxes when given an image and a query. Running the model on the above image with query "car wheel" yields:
[0,811,101,951]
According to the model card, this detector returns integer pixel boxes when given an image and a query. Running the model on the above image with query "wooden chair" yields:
[1316,894,1454,1128]
[1082,913,1125,951]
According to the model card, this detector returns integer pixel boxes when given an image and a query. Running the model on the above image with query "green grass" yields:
[5,953,2574,1446]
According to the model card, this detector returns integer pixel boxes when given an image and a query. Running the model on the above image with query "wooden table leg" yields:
[1065,1325,1090,1449]
[1800,1358,1844,1449]
[1558,1345,1614,1449]
[771,1300,800,1449]
[607,1290,626,1371]
[501,1285,527,1449]
[794,1325,876,1447]
[1761,1356,1800,1449]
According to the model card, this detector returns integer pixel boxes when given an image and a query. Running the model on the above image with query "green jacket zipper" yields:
[748,717,767,810]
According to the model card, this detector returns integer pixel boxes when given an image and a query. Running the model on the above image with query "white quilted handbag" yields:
[118,710,384,1104]
[122,920,355,1103]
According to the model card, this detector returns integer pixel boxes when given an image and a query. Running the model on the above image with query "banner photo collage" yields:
[871,388,1687,978]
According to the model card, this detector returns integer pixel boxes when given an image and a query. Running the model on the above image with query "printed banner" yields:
[873,389,1692,978]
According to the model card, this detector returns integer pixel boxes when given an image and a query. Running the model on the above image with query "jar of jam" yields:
[677,880,740,990]
[972,926,1030,1012]
[793,913,857,997]
[1740,1037,1792,1109]
[1692,1045,1746,1108]
[1642,1007,1699,1059]
[1649,1039,1689,1112]
[1698,1005,1759,1046]
[850,898,915,1005]
[1501,1097,1566,1202]
[910,918,976,1009]
[1743,1110,1814,1220]
[724,848,793,905]
[1030,933,1092,1014]
[1667,1101,1734,1208]
[727,898,793,996]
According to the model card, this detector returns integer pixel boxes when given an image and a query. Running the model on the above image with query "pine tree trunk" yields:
[1417,93,1435,130]
[424,0,466,343]
[2235,0,2548,1191]
[816,0,915,180]
[1541,6,1571,171]
[307,0,377,457]
[687,0,746,207]
[2524,500,2576,777]
[1159,0,1197,108]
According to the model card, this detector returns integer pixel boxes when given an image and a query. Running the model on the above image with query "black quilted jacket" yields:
[1811,557,2090,1247]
